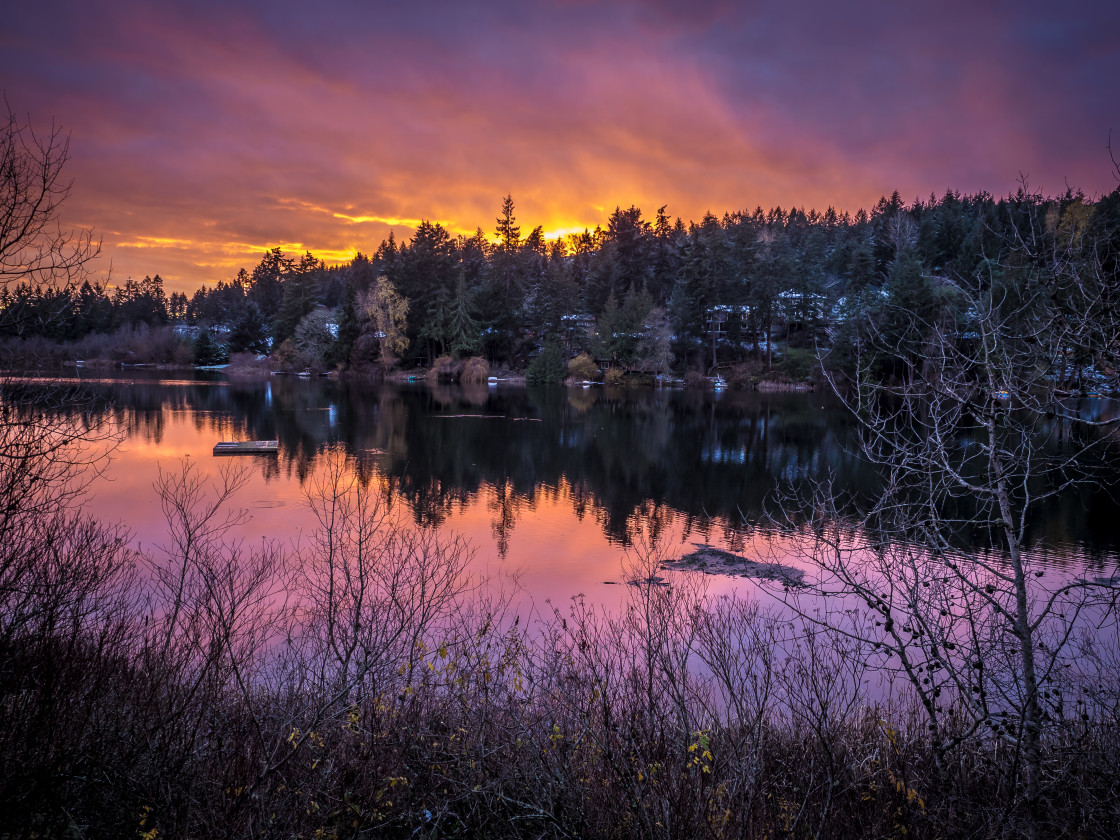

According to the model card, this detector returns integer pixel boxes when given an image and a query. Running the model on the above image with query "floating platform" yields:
[213,440,279,456]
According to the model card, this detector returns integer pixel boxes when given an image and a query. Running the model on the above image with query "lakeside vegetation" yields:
[2,427,1117,839]
[4,187,1119,392]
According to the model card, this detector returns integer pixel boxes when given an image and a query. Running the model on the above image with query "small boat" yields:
[213,440,279,456]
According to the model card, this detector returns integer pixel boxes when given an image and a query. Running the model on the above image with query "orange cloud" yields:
[3,0,1115,294]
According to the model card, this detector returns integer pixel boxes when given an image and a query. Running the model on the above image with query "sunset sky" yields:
[4,0,1118,294]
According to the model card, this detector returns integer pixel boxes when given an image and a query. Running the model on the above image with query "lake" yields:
[12,371,1120,608]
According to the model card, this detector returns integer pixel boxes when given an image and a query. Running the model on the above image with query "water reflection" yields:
[8,374,1120,576]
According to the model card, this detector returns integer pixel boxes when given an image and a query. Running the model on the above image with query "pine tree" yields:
[494,194,521,295]
[272,252,321,345]
[248,248,292,321]
[847,240,878,293]
[495,194,520,253]
[228,303,271,355]
[447,276,481,357]
[193,329,228,366]
[326,287,361,368]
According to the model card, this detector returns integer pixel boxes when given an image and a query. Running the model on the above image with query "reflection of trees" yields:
[28,374,1120,553]
[313,381,872,542]
[488,479,527,558]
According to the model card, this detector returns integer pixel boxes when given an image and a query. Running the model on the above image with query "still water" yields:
[20,372,1120,606]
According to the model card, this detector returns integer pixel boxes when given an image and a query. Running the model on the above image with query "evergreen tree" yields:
[193,329,228,366]
[747,226,794,366]
[446,276,481,357]
[494,193,521,295]
[272,252,322,345]
[227,304,270,355]
[525,341,566,384]
[524,241,578,344]
[592,291,624,364]
[111,275,168,327]
[846,239,878,293]
[73,280,112,336]
[167,291,188,322]
[326,286,360,368]
[605,205,652,296]
[419,284,452,359]
[248,248,291,321]
[394,221,458,360]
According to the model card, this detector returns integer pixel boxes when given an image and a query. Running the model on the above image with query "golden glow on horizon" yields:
[116,236,204,250]
[116,234,359,271]
[541,224,596,240]
[278,197,458,235]
[332,211,441,228]
[106,206,611,291]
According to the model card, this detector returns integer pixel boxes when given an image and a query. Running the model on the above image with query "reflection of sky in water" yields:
[85,409,752,611]
[27,376,1120,614]
[9,374,1113,715]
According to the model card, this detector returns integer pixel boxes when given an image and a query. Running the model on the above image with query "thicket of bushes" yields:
[0,324,197,369]
[1,408,1118,839]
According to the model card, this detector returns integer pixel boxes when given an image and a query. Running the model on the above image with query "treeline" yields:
[5,188,1119,375]
[0,273,176,340]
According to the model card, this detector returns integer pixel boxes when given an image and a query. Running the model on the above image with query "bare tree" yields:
[773,193,1120,835]
[1,97,100,289]
[295,451,475,698]
[0,384,119,639]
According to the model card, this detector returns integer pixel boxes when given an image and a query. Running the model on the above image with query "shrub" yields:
[428,354,462,381]
[461,356,489,383]
[3,442,1118,839]
[603,367,625,386]
[171,340,195,366]
[725,360,765,390]
[682,370,707,389]
[769,347,818,382]
[270,338,303,370]
[129,324,189,364]
[225,352,270,374]
[567,352,599,381]
[526,343,566,384]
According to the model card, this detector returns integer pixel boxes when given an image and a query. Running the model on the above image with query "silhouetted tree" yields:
[0,98,100,294]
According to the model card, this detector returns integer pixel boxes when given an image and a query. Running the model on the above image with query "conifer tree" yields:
[494,194,521,295]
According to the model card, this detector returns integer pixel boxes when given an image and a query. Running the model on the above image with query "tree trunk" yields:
[991,434,1043,834]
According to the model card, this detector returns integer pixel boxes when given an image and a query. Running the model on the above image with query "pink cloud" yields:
[3,0,1116,292]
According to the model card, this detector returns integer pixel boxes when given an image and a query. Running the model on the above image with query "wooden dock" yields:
[213,440,279,456]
